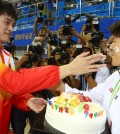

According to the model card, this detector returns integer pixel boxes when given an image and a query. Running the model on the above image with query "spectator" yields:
[33,17,52,58]
[11,49,44,134]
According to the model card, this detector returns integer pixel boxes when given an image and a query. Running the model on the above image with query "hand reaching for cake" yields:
[27,98,47,113]
[60,52,106,79]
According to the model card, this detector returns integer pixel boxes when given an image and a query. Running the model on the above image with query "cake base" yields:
[45,96,106,134]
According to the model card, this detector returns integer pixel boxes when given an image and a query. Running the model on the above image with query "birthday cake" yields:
[45,92,106,134]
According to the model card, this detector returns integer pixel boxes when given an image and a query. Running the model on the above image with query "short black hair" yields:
[38,27,46,35]
[0,1,18,21]
[51,48,62,57]
[109,20,120,37]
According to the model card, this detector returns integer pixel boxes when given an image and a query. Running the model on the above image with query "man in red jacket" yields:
[0,1,106,134]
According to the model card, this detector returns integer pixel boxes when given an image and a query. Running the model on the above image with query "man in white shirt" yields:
[65,20,120,134]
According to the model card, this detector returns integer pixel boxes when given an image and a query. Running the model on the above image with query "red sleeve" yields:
[12,94,33,111]
[0,62,60,95]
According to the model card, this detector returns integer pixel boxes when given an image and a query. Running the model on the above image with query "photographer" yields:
[33,17,51,58]
[47,31,59,50]
[84,18,104,54]
[58,14,86,48]
[11,44,45,134]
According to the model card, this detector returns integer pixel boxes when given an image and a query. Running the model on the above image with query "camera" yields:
[84,17,100,34]
[60,50,70,64]
[91,31,104,47]
[21,45,43,68]
[73,44,83,58]
[59,40,71,49]
[48,56,56,65]
[49,48,70,65]
[84,16,93,34]
[28,45,43,62]
[3,36,16,54]
[63,14,73,36]
[47,33,58,46]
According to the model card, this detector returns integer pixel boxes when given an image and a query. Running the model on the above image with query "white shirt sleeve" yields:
[95,67,110,84]
[65,83,105,106]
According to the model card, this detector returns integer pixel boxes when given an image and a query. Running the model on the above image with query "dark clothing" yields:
[38,3,44,16]
[11,106,39,134]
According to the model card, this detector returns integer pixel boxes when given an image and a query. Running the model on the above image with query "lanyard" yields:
[109,78,120,107]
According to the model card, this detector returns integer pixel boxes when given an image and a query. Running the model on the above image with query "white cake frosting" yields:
[45,92,106,134]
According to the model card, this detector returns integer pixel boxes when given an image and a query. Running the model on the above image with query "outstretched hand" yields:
[27,98,47,113]
[69,52,106,75]
[60,52,106,80]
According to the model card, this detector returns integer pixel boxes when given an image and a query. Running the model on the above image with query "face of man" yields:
[109,36,120,66]
[55,52,61,60]
[38,29,46,38]
[0,14,15,46]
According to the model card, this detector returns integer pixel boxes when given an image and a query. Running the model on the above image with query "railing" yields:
[15,0,120,29]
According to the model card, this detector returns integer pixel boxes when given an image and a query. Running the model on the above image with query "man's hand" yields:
[60,52,106,79]
[27,98,47,113]
[69,52,106,75]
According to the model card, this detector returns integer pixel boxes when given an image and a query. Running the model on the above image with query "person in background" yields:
[11,50,44,134]
[33,17,51,58]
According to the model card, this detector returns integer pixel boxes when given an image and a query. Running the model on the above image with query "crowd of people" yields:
[0,0,120,134]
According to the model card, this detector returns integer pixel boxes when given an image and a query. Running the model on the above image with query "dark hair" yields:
[109,20,120,37]
[38,27,46,35]
[83,47,92,55]
[51,48,62,57]
[0,1,18,21]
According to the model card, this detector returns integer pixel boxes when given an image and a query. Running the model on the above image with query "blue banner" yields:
[12,28,34,46]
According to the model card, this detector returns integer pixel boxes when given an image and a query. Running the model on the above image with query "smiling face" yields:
[0,14,15,46]
[109,37,120,66]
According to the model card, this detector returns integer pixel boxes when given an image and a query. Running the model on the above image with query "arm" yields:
[33,17,38,37]
[12,94,47,113]
[15,53,29,71]
[0,52,106,95]
[47,43,51,58]
[84,74,97,89]
[65,75,81,89]
[0,63,60,95]
[40,21,52,35]
[71,27,86,45]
